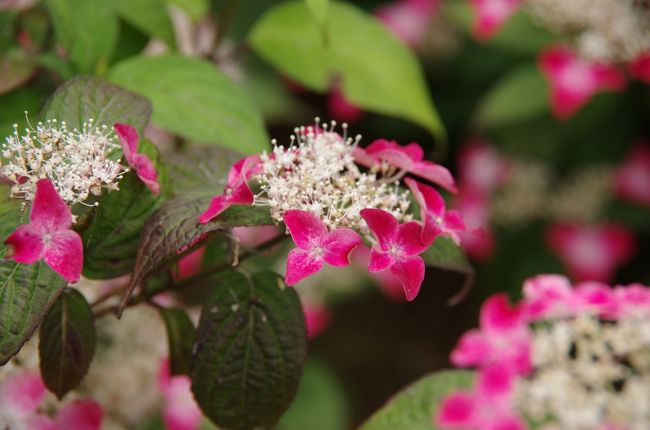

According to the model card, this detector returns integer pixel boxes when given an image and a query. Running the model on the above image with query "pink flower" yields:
[375,0,438,47]
[613,144,650,207]
[612,283,650,317]
[353,139,457,193]
[572,281,618,318]
[114,123,161,194]
[55,400,104,430]
[546,222,636,283]
[539,46,627,119]
[453,190,494,261]
[4,179,83,283]
[457,140,510,194]
[522,274,575,321]
[284,210,362,286]
[302,301,331,339]
[327,87,364,123]
[158,359,202,430]
[360,208,429,301]
[436,365,527,430]
[406,178,470,245]
[450,294,532,375]
[197,155,262,224]
[470,0,522,41]
[629,52,650,84]
[174,246,206,280]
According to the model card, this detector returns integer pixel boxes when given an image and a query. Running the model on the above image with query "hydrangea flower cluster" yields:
[198,121,469,300]
[436,274,650,430]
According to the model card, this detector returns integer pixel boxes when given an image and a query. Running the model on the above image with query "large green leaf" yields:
[42,75,152,134]
[249,1,445,141]
[0,208,68,365]
[304,0,329,25]
[109,0,176,47]
[159,307,195,376]
[45,0,119,73]
[108,55,269,154]
[0,48,36,95]
[191,270,307,430]
[38,288,96,398]
[359,370,474,430]
[82,141,169,279]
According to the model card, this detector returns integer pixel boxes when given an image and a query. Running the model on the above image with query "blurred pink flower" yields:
[302,301,331,339]
[114,123,161,194]
[55,400,104,430]
[284,210,362,286]
[470,0,522,41]
[327,87,364,123]
[613,144,650,207]
[175,246,206,280]
[453,189,494,261]
[545,222,636,283]
[375,0,439,47]
[629,52,650,84]
[457,140,510,194]
[158,359,202,430]
[522,274,575,320]
[4,179,83,283]
[539,46,627,119]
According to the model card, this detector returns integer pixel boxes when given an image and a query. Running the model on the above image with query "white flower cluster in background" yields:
[526,0,650,62]
[516,312,650,430]
[0,116,128,206]
[256,122,412,233]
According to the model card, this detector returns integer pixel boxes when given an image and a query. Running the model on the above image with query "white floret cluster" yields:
[256,122,412,232]
[0,116,128,206]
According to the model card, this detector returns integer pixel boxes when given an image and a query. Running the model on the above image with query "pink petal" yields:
[175,247,206,280]
[27,415,57,430]
[43,230,83,283]
[163,376,202,430]
[5,223,45,263]
[321,227,362,266]
[197,195,231,224]
[368,247,395,272]
[477,365,513,398]
[450,329,490,367]
[522,274,574,320]
[197,181,255,224]
[352,146,378,168]
[31,179,72,231]
[375,1,432,47]
[435,391,476,427]
[360,208,400,251]
[629,52,650,83]
[396,221,428,255]
[471,0,521,41]
[303,302,331,339]
[114,123,137,163]
[411,161,458,193]
[458,140,510,194]
[479,294,524,334]
[227,155,262,188]
[327,87,364,123]
[406,177,445,218]
[487,416,528,430]
[55,400,103,430]
[389,255,425,301]
[285,248,324,286]
[0,373,46,414]
[365,139,417,170]
[613,144,650,207]
[283,210,328,250]
[131,153,160,195]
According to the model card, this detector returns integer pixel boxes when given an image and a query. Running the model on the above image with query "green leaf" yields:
[160,307,195,376]
[304,0,329,25]
[422,236,472,274]
[249,1,445,140]
[166,0,209,20]
[359,370,474,430]
[474,63,548,129]
[0,48,36,95]
[109,0,176,47]
[42,75,152,134]
[82,141,169,279]
[0,208,69,365]
[38,288,96,398]
[108,55,269,154]
[0,87,48,137]
[191,270,307,430]
[45,0,119,73]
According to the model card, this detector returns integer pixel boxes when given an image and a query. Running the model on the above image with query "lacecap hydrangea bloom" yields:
[436,274,650,430]
[198,120,472,301]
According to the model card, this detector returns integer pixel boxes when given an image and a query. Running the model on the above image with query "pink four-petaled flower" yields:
[5,179,83,283]
[284,210,362,286]
[457,140,510,194]
[197,155,262,224]
[470,0,522,41]
[360,208,429,301]
[353,139,457,193]
[539,46,627,119]
[114,123,161,194]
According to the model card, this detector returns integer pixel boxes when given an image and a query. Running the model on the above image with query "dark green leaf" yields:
[0,208,69,365]
[422,236,472,274]
[109,0,176,47]
[160,307,195,376]
[359,370,474,430]
[42,75,152,134]
[108,55,269,154]
[39,288,96,398]
[249,1,445,140]
[191,270,307,430]
[45,0,119,73]
[82,140,168,279]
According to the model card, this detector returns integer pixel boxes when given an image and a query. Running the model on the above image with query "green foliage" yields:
[422,236,473,275]
[359,370,474,430]
[166,0,209,21]
[249,1,446,141]
[160,307,195,376]
[38,288,96,398]
[191,270,307,430]
[0,208,68,365]
[109,0,176,48]
[0,49,36,95]
[45,0,119,73]
[108,55,269,154]
[42,75,152,134]
[304,0,329,25]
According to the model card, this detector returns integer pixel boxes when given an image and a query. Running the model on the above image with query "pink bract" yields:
[197,155,261,224]
[4,179,83,283]
[158,359,203,430]
[303,301,331,339]
[360,208,430,301]
[55,400,103,430]
[470,0,522,41]
[539,46,627,119]
[522,274,575,321]
[114,123,161,194]
[613,144,650,207]
[453,189,494,261]
[375,0,437,47]
[457,139,510,194]
[327,87,364,123]
[629,52,650,84]
[353,139,457,193]
[284,210,362,286]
